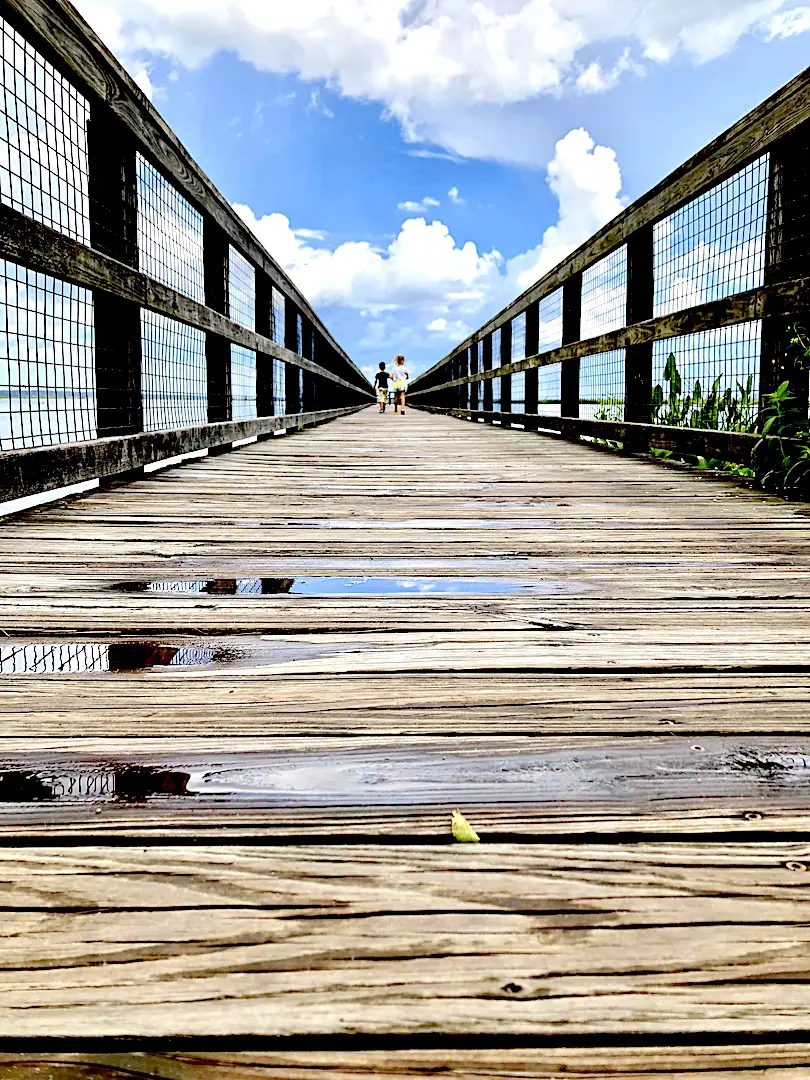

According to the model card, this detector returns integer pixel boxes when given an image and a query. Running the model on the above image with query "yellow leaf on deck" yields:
[451,808,480,843]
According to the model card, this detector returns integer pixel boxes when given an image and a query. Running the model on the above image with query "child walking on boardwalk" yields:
[392,355,409,415]
[374,362,391,412]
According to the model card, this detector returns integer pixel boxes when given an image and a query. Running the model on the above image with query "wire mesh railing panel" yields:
[271,287,285,346]
[0,259,95,450]
[512,312,526,362]
[580,350,625,421]
[491,327,501,410]
[581,247,627,339]
[231,344,257,420]
[228,246,256,330]
[0,17,90,244]
[654,156,769,317]
[651,322,760,431]
[537,362,561,417]
[538,289,563,353]
[273,357,286,415]
[511,371,525,413]
[0,643,108,674]
[141,310,206,432]
[136,155,205,304]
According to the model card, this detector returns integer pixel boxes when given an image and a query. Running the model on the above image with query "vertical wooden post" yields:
[255,271,274,419]
[204,218,231,424]
[500,321,512,416]
[561,273,582,418]
[87,102,142,438]
[625,226,654,427]
[459,348,470,410]
[482,333,493,412]
[284,300,302,414]
[524,301,539,418]
[761,121,810,415]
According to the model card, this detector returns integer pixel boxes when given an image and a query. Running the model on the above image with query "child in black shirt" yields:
[374,363,391,412]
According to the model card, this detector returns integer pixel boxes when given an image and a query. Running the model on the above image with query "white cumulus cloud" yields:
[235,126,624,338]
[74,0,803,163]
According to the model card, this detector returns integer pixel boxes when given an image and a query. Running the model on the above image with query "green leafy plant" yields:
[652,353,755,433]
[751,380,810,496]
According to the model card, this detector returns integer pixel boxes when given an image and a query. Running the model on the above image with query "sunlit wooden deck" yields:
[0,409,810,1073]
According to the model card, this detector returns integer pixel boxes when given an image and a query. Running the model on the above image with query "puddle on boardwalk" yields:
[0,642,226,675]
[0,638,370,675]
[114,576,577,597]
[0,741,808,806]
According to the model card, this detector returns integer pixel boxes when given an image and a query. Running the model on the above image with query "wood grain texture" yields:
[0,409,806,1052]
[0,844,809,1036]
[0,407,366,501]
[1,1048,810,1079]
[3,1047,810,1078]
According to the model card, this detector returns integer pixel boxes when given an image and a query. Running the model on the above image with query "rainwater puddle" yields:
[114,576,576,597]
[1,741,809,805]
[0,642,225,675]
[0,638,369,675]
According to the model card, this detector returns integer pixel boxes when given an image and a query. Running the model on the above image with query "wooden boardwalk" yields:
[2,408,810,1072]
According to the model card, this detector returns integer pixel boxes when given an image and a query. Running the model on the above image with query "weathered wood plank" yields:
[0,407,365,501]
[1,1046,809,1078]
[0,844,809,1036]
[0,735,805,837]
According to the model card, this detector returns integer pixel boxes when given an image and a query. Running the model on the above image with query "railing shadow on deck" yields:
[0,0,374,504]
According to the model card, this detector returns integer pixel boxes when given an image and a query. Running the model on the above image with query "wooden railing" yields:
[409,65,810,465]
[0,0,373,502]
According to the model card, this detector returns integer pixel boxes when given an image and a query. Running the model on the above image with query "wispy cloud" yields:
[398,196,441,213]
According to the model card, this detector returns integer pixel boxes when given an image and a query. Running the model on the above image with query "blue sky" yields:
[76,0,810,380]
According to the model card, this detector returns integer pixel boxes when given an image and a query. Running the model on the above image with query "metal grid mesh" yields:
[136,154,205,303]
[0,16,89,243]
[581,247,628,338]
[654,156,769,317]
[580,349,625,421]
[511,371,525,414]
[469,341,481,411]
[0,260,95,450]
[271,286,285,346]
[273,357,286,415]
[651,322,760,431]
[147,579,267,595]
[228,246,256,330]
[231,344,257,420]
[491,328,501,410]
[538,289,563,353]
[141,310,206,432]
[537,362,561,417]
[0,643,107,674]
[511,312,526,362]
[144,581,206,594]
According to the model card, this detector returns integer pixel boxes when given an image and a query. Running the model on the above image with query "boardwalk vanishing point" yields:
[4,0,810,1073]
